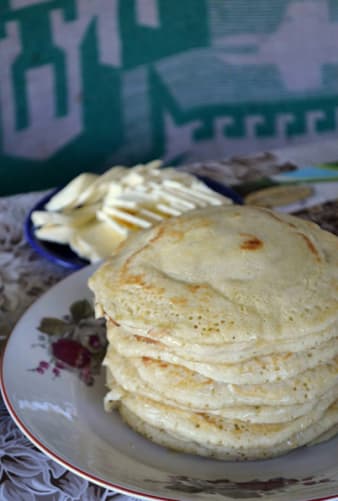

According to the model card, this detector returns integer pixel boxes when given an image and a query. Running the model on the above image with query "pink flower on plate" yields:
[52,339,91,369]
[32,299,107,385]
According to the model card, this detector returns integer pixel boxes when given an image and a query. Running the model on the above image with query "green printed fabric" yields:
[0,0,338,194]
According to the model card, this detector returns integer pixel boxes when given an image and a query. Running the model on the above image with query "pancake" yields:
[119,393,338,450]
[104,361,338,424]
[106,320,338,364]
[119,401,338,460]
[107,323,338,384]
[89,205,338,460]
[89,206,338,344]
[104,348,338,408]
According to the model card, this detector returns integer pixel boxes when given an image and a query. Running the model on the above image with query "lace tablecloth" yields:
[0,152,337,500]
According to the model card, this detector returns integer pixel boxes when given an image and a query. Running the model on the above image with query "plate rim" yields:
[0,265,337,501]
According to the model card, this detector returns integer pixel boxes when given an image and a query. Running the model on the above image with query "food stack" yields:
[89,205,338,460]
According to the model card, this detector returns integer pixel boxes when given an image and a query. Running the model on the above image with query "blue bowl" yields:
[25,188,90,270]
[25,178,243,270]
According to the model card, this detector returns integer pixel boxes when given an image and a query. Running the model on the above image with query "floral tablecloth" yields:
[0,151,337,500]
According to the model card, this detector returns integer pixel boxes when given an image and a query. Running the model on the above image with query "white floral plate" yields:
[1,264,338,501]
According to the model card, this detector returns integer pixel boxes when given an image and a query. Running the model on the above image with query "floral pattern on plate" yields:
[147,473,334,499]
[30,299,107,386]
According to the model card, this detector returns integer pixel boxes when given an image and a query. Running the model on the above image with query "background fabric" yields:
[1,0,338,194]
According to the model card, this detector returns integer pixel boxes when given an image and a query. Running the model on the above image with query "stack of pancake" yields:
[89,205,338,460]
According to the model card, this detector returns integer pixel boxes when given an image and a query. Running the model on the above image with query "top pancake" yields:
[89,205,338,344]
